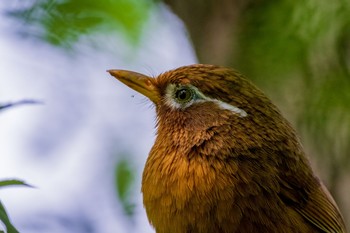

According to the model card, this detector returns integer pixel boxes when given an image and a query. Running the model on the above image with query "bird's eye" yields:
[174,86,195,104]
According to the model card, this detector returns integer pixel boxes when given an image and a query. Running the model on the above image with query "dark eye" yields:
[174,86,194,103]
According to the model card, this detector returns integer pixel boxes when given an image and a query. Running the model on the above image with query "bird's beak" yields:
[108,70,159,103]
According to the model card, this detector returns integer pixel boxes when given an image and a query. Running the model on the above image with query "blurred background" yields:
[0,0,349,232]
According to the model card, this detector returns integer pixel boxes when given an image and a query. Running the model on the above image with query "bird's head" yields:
[109,64,297,157]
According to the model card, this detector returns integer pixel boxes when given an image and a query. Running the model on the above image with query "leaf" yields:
[0,201,19,233]
[6,0,155,48]
[0,179,33,189]
[0,100,43,112]
[115,159,135,216]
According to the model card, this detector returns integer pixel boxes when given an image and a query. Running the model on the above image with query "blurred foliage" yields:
[238,0,350,89]
[237,0,350,187]
[115,158,135,217]
[6,0,154,48]
[0,102,34,232]
[0,179,32,233]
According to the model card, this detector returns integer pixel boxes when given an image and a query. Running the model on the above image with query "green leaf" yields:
[0,201,19,233]
[115,158,135,216]
[6,0,155,48]
[0,179,33,189]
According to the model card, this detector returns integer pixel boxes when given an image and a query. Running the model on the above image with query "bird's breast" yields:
[141,143,243,233]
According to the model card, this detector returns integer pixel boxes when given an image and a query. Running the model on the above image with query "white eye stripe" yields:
[164,84,248,118]
[208,99,247,117]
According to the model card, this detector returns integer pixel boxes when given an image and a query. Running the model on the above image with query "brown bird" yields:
[108,64,346,233]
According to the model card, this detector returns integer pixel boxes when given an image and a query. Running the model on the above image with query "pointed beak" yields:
[108,69,159,103]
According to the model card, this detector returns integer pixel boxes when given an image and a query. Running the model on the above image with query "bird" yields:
[108,64,346,233]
